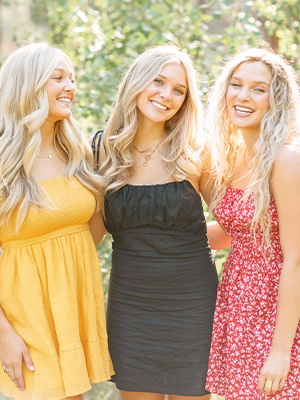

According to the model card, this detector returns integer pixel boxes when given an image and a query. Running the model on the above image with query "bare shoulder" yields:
[273,142,300,173]
[88,129,103,148]
[271,142,300,193]
[88,136,94,146]
[270,142,300,257]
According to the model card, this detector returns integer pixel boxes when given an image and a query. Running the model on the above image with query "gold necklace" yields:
[37,153,53,159]
[133,137,164,167]
[243,148,252,169]
[37,137,63,160]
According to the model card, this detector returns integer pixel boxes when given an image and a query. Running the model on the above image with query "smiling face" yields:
[226,61,272,136]
[136,62,188,127]
[45,55,76,124]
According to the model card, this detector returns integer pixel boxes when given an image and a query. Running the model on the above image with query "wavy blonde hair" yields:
[0,42,104,232]
[99,45,204,193]
[208,47,300,243]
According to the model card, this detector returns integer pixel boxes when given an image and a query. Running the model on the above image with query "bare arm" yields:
[198,148,232,250]
[88,132,108,246]
[258,145,300,395]
[0,306,34,391]
[89,210,107,246]
[198,146,215,208]
[207,221,232,250]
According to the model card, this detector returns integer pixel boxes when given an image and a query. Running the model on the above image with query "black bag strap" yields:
[91,129,106,167]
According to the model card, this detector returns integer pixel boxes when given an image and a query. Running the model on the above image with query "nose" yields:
[64,79,76,93]
[237,86,250,102]
[159,85,172,101]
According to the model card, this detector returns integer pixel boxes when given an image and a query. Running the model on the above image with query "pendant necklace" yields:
[133,137,164,167]
[37,153,53,159]
[38,145,56,159]
[37,137,64,161]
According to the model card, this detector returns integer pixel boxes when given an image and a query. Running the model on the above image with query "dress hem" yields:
[0,374,114,400]
[114,382,210,397]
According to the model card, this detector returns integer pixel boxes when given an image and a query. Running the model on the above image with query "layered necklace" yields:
[133,137,164,167]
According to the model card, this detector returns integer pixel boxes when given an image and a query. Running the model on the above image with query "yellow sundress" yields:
[0,177,114,400]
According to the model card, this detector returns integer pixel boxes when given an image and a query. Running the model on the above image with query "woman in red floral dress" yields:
[205,48,300,399]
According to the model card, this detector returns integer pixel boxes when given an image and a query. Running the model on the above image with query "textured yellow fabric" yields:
[0,177,114,400]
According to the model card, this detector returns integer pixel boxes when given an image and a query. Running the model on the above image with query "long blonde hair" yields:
[208,47,300,242]
[99,45,204,193]
[0,42,104,231]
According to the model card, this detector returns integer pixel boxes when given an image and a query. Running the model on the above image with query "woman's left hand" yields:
[258,347,290,396]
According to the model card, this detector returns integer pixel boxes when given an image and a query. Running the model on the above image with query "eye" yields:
[53,76,62,82]
[230,82,241,88]
[254,87,265,93]
[154,78,163,85]
[174,88,184,95]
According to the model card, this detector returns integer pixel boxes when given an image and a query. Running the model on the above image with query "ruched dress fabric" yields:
[104,180,219,396]
[0,177,114,400]
[205,187,300,399]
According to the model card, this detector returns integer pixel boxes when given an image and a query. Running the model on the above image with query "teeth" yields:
[235,106,253,114]
[151,101,167,110]
[57,98,71,104]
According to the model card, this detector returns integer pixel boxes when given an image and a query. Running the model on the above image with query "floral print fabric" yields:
[206,187,300,399]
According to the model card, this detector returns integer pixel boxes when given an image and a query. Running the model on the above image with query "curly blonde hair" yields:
[99,45,204,193]
[208,47,300,243]
[0,42,104,231]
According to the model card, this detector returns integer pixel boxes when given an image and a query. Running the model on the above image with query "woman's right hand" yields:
[0,323,34,391]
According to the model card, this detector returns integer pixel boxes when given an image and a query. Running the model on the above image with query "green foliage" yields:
[27,0,300,133]
[84,382,121,400]
[29,0,214,129]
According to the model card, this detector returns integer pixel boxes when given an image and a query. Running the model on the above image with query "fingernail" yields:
[20,387,24,391]
[29,366,35,371]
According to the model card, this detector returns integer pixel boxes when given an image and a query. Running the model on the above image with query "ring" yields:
[265,380,273,389]
[2,365,9,374]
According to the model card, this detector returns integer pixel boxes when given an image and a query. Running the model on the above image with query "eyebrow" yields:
[157,74,188,89]
[231,75,270,86]
[52,67,73,77]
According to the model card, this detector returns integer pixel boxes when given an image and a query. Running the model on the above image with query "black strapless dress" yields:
[104,180,218,396]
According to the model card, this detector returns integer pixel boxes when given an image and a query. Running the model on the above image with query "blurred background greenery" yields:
[0,0,299,398]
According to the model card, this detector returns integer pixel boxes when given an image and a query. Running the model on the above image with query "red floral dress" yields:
[205,187,300,399]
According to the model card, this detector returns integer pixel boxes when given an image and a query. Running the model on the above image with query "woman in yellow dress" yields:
[0,43,113,400]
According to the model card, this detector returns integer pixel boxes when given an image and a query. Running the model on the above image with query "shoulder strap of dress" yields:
[91,129,106,167]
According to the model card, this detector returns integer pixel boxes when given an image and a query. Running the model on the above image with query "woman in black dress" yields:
[91,45,218,400]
